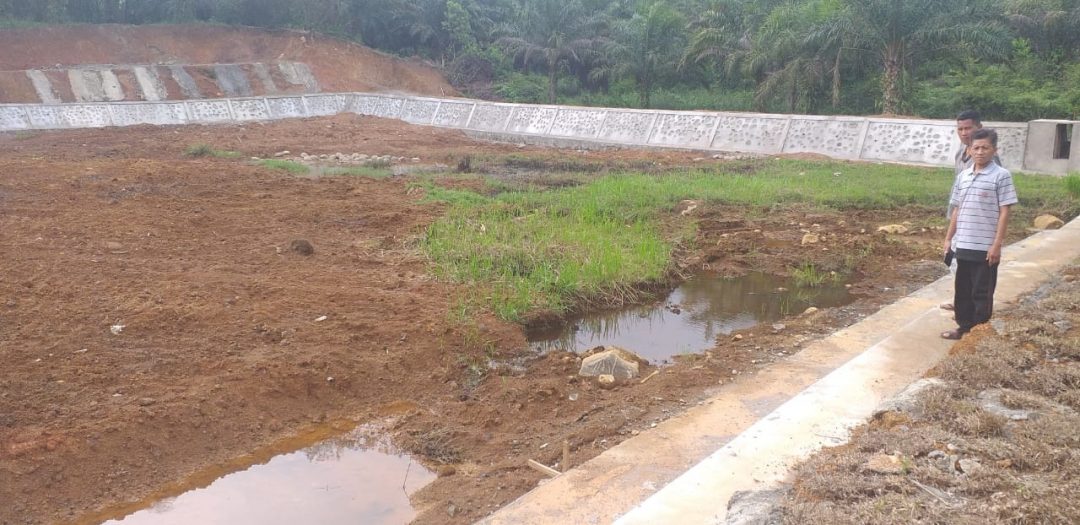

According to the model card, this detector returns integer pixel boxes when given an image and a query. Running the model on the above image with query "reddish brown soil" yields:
[1,114,968,525]
[0,24,457,102]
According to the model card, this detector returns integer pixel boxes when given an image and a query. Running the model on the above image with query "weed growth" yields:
[259,159,310,174]
[183,143,242,158]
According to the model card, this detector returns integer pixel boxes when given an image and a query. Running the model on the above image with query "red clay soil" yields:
[0,114,956,525]
[0,24,457,102]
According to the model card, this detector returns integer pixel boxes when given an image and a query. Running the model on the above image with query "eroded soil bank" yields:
[0,115,1054,524]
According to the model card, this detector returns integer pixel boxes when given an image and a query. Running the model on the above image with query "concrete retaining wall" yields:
[1,92,1074,174]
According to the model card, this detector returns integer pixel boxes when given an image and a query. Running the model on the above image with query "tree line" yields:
[2,0,1078,120]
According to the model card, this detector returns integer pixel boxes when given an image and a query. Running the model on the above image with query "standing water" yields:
[528,272,854,363]
[101,426,435,525]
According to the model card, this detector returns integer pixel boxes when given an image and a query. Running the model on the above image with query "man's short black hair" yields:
[971,128,998,147]
[957,110,982,125]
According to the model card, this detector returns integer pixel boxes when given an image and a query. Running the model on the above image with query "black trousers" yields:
[954,257,998,333]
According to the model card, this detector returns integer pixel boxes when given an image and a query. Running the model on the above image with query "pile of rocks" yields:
[273,150,421,165]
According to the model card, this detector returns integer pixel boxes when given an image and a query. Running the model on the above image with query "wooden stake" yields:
[562,440,570,471]
[639,370,660,384]
[527,459,560,478]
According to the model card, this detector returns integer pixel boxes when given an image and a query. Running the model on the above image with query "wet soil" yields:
[0,114,1028,525]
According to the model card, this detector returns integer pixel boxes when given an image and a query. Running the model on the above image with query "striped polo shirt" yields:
[950,162,1018,253]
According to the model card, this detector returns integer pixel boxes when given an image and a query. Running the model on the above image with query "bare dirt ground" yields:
[0,24,457,102]
[0,114,1050,525]
[781,264,1080,524]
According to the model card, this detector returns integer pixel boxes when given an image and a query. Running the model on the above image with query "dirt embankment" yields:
[0,24,458,102]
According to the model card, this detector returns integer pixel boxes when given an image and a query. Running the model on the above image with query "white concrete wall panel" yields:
[549,108,607,138]
[132,66,166,101]
[253,63,279,94]
[229,99,270,121]
[266,96,307,118]
[783,118,866,158]
[987,123,1028,171]
[26,70,61,104]
[109,103,187,126]
[169,66,202,98]
[304,94,348,116]
[860,121,955,166]
[371,96,404,118]
[400,98,440,124]
[99,70,125,101]
[470,103,515,132]
[650,113,717,149]
[59,104,111,128]
[0,106,31,129]
[186,100,233,122]
[432,101,474,127]
[349,95,380,115]
[69,70,102,102]
[710,115,788,153]
[25,106,64,128]
[597,111,654,144]
[507,106,558,134]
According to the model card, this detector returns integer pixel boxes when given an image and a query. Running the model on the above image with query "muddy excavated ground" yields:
[0,114,1048,525]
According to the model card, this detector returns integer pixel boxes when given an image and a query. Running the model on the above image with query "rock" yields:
[771,323,786,333]
[678,200,701,216]
[597,374,617,389]
[958,458,983,475]
[447,504,457,517]
[861,453,905,475]
[109,324,125,335]
[976,389,1038,421]
[724,489,786,525]
[273,150,290,157]
[876,378,945,418]
[877,224,909,234]
[1033,214,1064,230]
[137,398,155,406]
[105,241,124,251]
[289,239,314,256]
[579,347,641,380]
[801,307,819,316]
[732,334,744,341]
[800,232,820,245]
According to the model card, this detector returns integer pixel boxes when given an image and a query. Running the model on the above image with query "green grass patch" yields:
[259,159,310,174]
[322,166,393,178]
[1066,173,1080,199]
[422,159,1080,322]
[184,143,242,159]
[791,263,827,288]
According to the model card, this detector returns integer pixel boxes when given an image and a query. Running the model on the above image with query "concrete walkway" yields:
[478,216,1080,525]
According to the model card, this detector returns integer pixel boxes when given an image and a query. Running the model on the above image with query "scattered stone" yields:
[876,378,945,418]
[273,150,290,157]
[109,324,125,335]
[957,458,983,475]
[724,488,786,525]
[596,374,617,389]
[861,453,905,475]
[579,347,642,380]
[1033,214,1064,230]
[800,232,820,245]
[801,307,819,316]
[137,398,155,407]
[877,224,909,234]
[104,241,123,251]
[447,504,457,517]
[732,334,744,341]
[977,389,1038,421]
[771,323,786,333]
[289,239,314,256]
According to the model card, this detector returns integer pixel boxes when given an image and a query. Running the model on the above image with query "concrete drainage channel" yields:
[478,217,1080,525]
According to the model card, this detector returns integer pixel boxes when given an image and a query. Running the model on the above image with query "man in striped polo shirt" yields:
[941,128,1018,339]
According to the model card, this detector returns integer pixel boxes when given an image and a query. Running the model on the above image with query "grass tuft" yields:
[184,143,242,159]
[259,159,310,174]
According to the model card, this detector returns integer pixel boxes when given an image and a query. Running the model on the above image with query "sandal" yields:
[940,329,963,340]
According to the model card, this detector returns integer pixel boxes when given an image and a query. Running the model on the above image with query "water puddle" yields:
[528,272,854,363]
[100,425,434,525]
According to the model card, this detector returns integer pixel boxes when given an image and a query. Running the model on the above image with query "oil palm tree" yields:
[498,0,605,104]
[590,0,685,108]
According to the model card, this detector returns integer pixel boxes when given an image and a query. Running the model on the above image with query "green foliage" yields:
[1065,174,1080,199]
[792,262,826,288]
[183,143,242,158]
[259,159,309,174]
